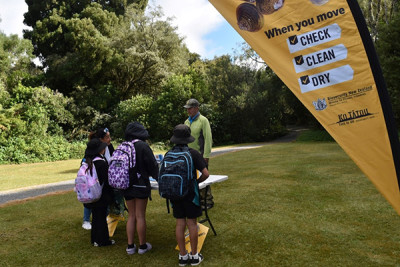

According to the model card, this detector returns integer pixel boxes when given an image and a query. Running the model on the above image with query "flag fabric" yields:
[209,0,400,214]
[176,223,209,253]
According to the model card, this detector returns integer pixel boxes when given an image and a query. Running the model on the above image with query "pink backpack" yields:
[108,140,139,190]
[74,157,103,203]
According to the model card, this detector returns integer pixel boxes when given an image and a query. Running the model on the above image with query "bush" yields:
[0,136,86,164]
[111,94,153,139]
[296,129,335,142]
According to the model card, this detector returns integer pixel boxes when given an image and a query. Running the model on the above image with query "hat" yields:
[125,121,150,141]
[183,98,200,108]
[170,124,195,144]
[85,138,108,156]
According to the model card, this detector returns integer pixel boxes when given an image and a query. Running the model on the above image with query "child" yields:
[167,124,209,266]
[122,122,159,255]
[83,138,115,246]
[82,127,115,230]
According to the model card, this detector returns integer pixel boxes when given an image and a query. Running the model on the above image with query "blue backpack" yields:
[158,146,194,200]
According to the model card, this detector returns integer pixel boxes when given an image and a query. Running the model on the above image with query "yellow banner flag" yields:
[209,0,400,214]
[176,223,209,253]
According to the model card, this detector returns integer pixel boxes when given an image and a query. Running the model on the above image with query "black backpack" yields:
[158,146,194,200]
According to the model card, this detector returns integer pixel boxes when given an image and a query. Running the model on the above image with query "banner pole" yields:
[346,0,400,191]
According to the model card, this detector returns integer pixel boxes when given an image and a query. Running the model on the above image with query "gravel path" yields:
[0,126,305,206]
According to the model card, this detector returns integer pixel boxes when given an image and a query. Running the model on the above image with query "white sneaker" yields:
[82,221,91,230]
[126,244,136,255]
[138,242,152,254]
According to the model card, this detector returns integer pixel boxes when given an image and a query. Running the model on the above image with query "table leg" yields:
[199,185,217,236]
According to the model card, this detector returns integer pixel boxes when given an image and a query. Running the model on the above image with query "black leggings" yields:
[91,205,110,246]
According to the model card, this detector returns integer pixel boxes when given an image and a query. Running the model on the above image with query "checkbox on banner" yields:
[295,55,304,65]
[300,75,310,85]
[289,35,298,45]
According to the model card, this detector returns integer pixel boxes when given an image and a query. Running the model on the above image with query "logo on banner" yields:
[312,98,327,111]
[336,108,374,125]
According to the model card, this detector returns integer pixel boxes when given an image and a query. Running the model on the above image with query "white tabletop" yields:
[198,175,228,189]
[150,174,228,190]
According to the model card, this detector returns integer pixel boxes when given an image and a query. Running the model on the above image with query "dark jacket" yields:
[123,122,158,198]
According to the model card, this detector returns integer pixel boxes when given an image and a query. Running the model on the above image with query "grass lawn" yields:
[1,142,400,266]
[0,159,81,191]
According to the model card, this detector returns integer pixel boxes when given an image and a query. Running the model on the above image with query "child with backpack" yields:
[82,138,115,246]
[82,127,115,230]
[160,124,209,266]
[114,122,159,255]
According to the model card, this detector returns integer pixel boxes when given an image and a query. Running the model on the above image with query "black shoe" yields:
[190,253,203,266]
[178,253,189,266]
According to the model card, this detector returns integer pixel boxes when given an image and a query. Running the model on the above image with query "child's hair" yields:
[89,128,110,140]
[84,157,94,176]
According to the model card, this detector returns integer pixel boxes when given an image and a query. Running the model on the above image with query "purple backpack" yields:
[108,140,139,190]
[74,157,103,203]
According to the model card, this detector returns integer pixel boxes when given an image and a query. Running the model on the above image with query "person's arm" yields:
[202,117,212,159]
[142,143,159,181]
[197,167,209,183]
[191,149,209,183]
[94,159,108,185]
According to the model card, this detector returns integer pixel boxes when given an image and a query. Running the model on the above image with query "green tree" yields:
[376,10,400,125]
[358,0,399,41]
[24,0,147,58]
[0,33,39,90]
[204,55,259,144]
[23,2,189,109]
[148,74,199,141]
[107,6,189,100]
[111,94,153,138]
[24,2,122,95]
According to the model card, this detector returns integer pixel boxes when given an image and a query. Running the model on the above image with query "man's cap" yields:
[183,98,200,108]
[170,124,195,145]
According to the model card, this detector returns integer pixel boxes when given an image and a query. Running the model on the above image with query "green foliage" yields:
[358,0,399,41]
[376,10,400,126]
[24,1,189,111]
[24,0,146,57]
[0,136,85,164]
[296,129,335,142]
[0,84,78,163]
[0,32,39,89]
[112,94,153,138]
[108,5,189,100]
[203,55,288,144]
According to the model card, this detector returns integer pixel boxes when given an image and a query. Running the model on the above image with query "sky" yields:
[0,0,245,59]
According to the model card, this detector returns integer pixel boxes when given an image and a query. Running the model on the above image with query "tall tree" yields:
[108,6,189,100]
[358,0,399,41]
[0,33,38,90]
[24,0,146,59]
[22,1,188,107]
[376,10,400,125]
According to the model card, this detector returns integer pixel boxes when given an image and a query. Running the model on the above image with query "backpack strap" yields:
[93,156,104,162]
[130,139,140,170]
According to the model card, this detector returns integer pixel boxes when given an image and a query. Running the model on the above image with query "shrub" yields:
[111,94,153,139]
[0,136,86,164]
